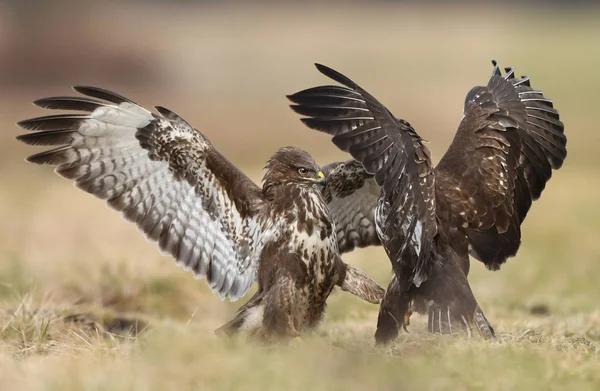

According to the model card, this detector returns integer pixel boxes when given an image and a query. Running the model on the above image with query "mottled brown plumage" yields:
[321,159,381,253]
[17,87,385,340]
[289,61,566,343]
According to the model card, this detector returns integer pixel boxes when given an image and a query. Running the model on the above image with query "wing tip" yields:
[72,85,97,95]
[32,98,49,109]
[288,104,305,116]
[314,63,358,90]
[299,117,317,129]
[72,85,133,105]
[314,62,330,74]
[16,119,30,130]
[285,93,302,104]
[491,59,502,76]
[24,149,59,165]
[15,133,44,146]
[489,60,519,82]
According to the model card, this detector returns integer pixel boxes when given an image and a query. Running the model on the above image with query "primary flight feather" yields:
[17,86,385,340]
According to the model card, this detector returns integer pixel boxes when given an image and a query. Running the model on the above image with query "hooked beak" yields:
[315,171,327,186]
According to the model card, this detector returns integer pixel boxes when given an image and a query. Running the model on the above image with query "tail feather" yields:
[473,307,495,339]
[425,260,495,340]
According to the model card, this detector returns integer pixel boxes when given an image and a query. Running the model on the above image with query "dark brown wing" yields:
[289,64,437,286]
[321,159,381,253]
[435,61,566,270]
[17,87,271,300]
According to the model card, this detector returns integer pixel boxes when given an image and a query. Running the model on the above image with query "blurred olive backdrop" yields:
[0,1,599,390]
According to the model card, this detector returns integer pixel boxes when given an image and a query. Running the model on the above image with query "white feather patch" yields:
[241,305,265,332]
[412,220,422,256]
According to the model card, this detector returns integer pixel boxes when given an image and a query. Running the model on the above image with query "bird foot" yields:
[289,336,303,346]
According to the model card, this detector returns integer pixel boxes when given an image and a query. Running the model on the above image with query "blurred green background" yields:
[0,1,599,390]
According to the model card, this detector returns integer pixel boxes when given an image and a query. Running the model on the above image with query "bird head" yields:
[262,146,326,195]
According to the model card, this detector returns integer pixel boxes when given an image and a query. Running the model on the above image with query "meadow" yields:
[0,3,599,390]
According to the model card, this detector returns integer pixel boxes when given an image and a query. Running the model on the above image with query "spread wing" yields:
[289,64,437,286]
[17,87,272,301]
[321,159,381,253]
[435,61,567,270]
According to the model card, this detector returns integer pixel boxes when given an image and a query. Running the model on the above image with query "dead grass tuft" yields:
[0,3,599,390]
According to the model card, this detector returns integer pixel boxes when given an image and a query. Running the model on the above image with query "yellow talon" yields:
[288,336,303,347]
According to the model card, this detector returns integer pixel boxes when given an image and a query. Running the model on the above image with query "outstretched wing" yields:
[321,159,381,253]
[17,87,271,301]
[289,64,437,286]
[435,61,566,270]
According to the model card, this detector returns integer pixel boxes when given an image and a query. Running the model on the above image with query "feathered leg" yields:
[337,261,385,304]
[214,291,265,337]
[261,280,301,340]
[216,282,303,342]
[374,275,414,345]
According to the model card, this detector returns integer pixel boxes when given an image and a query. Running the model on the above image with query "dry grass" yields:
[0,3,599,390]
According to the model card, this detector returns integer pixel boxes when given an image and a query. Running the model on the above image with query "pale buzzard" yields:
[17,87,385,340]
[289,61,566,343]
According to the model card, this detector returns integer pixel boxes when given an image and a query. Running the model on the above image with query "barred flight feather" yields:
[18,87,272,301]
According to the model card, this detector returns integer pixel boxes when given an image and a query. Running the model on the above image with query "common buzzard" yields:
[17,87,385,340]
[288,61,566,343]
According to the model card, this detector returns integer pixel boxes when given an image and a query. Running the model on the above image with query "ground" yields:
[0,3,599,390]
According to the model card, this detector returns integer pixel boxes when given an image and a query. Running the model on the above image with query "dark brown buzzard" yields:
[16,87,385,340]
[288,61,566,343]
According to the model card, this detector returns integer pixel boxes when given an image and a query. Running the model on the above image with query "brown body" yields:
[219,169,345,338]
[289,61,566,343]
[17,88,385,341]
[219,151,385,339]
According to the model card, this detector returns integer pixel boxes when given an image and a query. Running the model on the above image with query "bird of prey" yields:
[16,87,385,340]
[288,61,566,343]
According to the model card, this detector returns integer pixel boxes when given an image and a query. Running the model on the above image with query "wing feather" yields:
[321,160,381,253]
[435,61,567,269]
[18,88,271,301]
[289,64,437,286]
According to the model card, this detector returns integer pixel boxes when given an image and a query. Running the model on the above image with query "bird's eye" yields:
[298,167,308,175]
